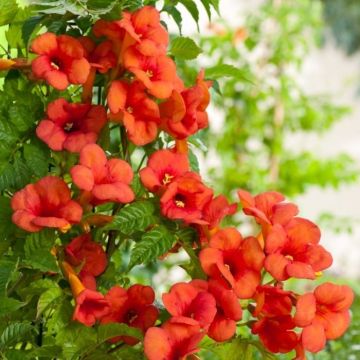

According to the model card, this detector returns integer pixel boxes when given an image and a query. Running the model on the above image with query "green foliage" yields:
[128,225,176,269]
[201,337,276,360]
[0,0,19,26]
[170,36,202,60]
[0,322,35,350]
[103,200,156,234]
[24,230,58,272]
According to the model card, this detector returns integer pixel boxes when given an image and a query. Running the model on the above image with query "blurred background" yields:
[163,1,360,358]
[165,0,360,280]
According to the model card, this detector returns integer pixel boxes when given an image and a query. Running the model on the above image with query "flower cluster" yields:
[7,5,353,360]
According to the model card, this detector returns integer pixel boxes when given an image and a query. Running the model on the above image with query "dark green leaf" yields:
[103,201,156,235]
[24,141,51,178]
[188,150,200,172]
[170,36,202,60]
[0,322,35,349]
[0,158,32,192]
[0,260,17,294]
[128,225,175,270]
[0,196,17,243]
[164,5,182,33]
[24,230,58,272]
[179,0,199,27]
[0,297,24,317]
[22,15,43,46]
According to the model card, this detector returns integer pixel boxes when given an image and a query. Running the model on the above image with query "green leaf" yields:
[30,346,63,358]
[201,337,276,360]
[179,0,199,27]
[0,0,18,26]
[97,323,143,344]
[37,286,63,318]
[128,225,175,270]
[0,196,17,243]
[0,260,17,294]
[0,158,33,192]
[0,322,35,349]
[24,141,51,178]
[0,297,24,317]
[22,15,43,46]
[206,64,253,82]
[103,201,156,235]
[24,230,58,272]
[170,36,202,60]
[164,5,182,33]
[176,226,197,243]
[188,150,200,172]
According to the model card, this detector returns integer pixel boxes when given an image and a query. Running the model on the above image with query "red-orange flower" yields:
[252,315,298,354]
[295,282,354,353]
[36,98,107,152]
[160,71,211,139]
[65,233,107,277]
[162,282,217,329]
[238,189,299,231]
[101,285,158,344]
[80,37,117,74]
[264,218,333,280]
[202,279,242,342]
[251,285,298,353]
[139,149,190,193]
[73,289,110,327]
[71,144,134,205]
[123,47,180,99]
[31,32,90,90]
[118,6,169,56]
[199,228,265,298]
[160,172,213,224]
[107,80,160,145]
[11,176,83,232]
[144,319,204,360]
[202,195,237,230]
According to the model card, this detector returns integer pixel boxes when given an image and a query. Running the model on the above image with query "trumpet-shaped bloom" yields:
[162,282,217,329]
[31,32,90,90]
[202,195,237,230]
[199,227,265,299]
[123,47,180,99]
[80,37,117,74]
[70,144,134,205]
[252,315,298,354]
[118,6,168,56]
[36,98,107,153]
[205,279,242,342]
[160,172,213,224]
[101,285,158,344]
[238,189,299,231]
[264,218,333,280]
[295,282,354,353]
[65,234,107,277]
[251,286,297,353]
[107,80,160,145]
[139,149,190,193]
[11,176,83,232]
[160,71,211,139]
[73,289,110,327]
[144,319,204,360]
